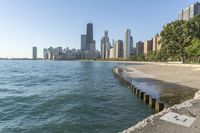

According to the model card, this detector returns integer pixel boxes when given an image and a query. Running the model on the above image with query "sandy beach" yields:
[123,62,200,90]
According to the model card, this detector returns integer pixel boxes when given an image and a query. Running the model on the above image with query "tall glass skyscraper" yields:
[124,29,131,58]
[86,23,93,50]
[80,23,96,59]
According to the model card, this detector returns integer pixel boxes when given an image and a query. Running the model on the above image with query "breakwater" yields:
[113,67,164,112]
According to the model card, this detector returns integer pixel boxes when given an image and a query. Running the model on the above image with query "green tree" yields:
[186,14,200,40]
[185,39,200,63]
[146,51,160,61]
[160,20,190,63]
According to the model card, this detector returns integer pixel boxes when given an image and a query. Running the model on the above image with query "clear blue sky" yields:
[0,0,198,58]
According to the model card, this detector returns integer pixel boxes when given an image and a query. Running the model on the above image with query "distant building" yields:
[43,46,83,60]
[48,47,54,60]
[81,34,86,58]
[132,47,136,56]
[178,2,200,20]
[80,23,97,59]
[76,49,81,59]
[152,34,161,51]
[109,47,116,59]
[124,29,132,58]
[89,41,96,59]
[101,30,111,59]
[32,46,37,60]
[130,36,134,55]
[144,40,153,55]
[96,50,101,59]
[43,48,48,59]
[136,41,144,56]
[86,23,93,48]
[115,40,123,58]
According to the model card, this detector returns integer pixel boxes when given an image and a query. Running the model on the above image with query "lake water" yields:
[0,60,153,133]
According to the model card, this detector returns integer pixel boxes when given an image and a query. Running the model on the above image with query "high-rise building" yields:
[89,41,96,59]
[53,47,63,60]
[144,39,153,55]
[130,36,134,55]
[86,23,93,50]
[115,40,123,58]
[43,48,48,60]
[178,2,200,20]
[32,46,37,60]
[124,29,132,58]
[152,34,161,51]
[136,41,144,56]
[81,34,86,58]
[101,30,111,59]
[109,47,116,59]
[48,47,54,60]
[81,23,96,59]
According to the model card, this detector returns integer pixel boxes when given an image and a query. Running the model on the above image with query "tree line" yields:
[97,15,200,63]
[146,14,200,63]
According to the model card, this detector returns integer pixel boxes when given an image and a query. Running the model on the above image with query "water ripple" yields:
[0,60,153,133]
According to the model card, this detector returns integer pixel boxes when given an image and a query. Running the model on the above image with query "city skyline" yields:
[0,0,198,58]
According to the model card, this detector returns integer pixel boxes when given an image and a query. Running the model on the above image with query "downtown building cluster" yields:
[100,29,135,59]
[43,47,81,60]
[42,23,100,60]
[32,2,200,60]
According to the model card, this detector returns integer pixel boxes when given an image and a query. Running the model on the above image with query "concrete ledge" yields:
[122,90,200,133]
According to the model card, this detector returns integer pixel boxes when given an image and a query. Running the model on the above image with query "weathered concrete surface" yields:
[120,63,200,133]
[122,91,200,133]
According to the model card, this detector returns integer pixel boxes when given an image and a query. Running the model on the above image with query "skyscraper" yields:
[80,23,96,59]
[109,47,115,59]
[32,46,37,60]
[130,36,134,55]
[101,30,111,59]
[178,2,200,20]
[124,29,132,58]
[136,41,144,56]
[115,40,123,58]
[81,34,86,58]
[48,47,54,60]
[86,23,93,50]
[43,48,48,60]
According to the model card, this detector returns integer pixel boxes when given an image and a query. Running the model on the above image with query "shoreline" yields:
[114,62,200,133]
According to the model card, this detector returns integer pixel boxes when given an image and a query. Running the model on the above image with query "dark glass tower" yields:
[86,23,93,50]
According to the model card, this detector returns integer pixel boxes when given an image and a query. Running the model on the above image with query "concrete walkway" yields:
[122,91,200,133]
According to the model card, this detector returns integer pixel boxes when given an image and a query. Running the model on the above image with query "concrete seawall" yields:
[121,90,200,133]
[113,67,164,112]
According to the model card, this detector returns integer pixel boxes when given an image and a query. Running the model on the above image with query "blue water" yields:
[0,60,153,133]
